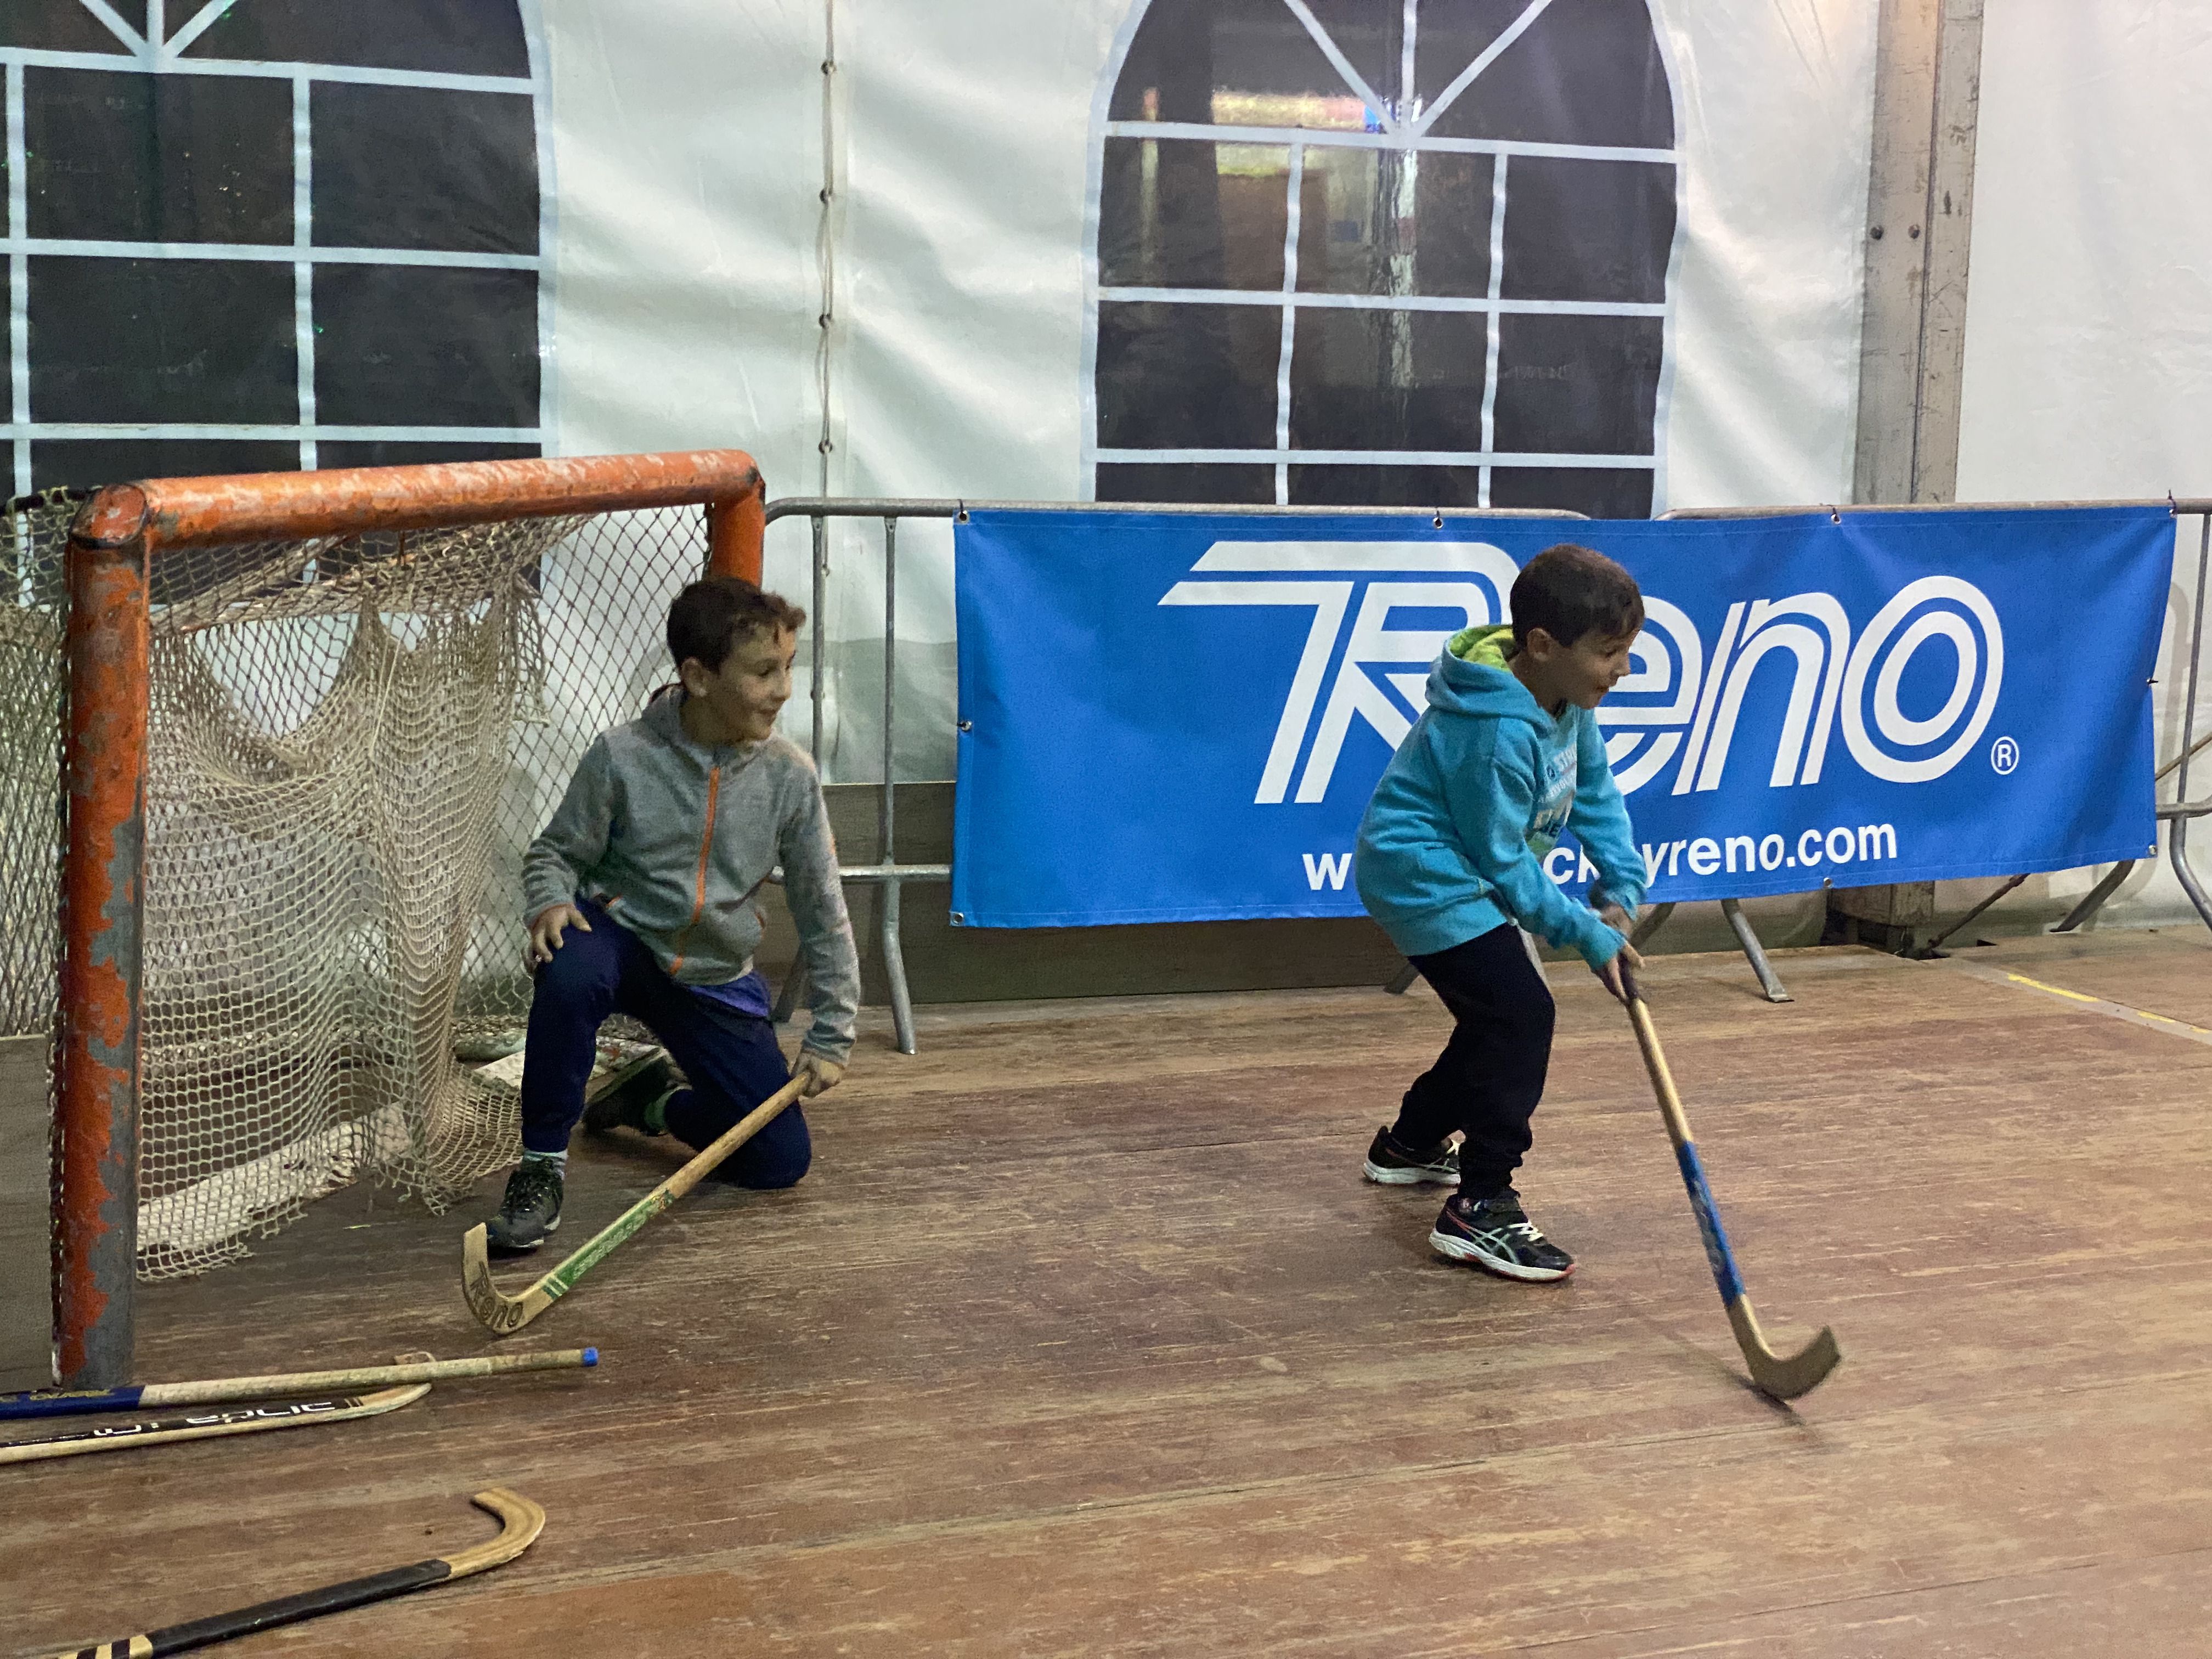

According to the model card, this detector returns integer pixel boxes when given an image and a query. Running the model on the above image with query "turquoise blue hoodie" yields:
[1355,624,1645,967]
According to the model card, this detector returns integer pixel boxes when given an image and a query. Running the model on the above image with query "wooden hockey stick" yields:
[42,1487,544,1658]
[463,1071,811,1335]
[0,1347,596,1423]
[0,1384,430,1466]
[1618,963,1842,1401]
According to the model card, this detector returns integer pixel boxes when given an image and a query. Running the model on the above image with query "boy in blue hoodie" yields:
[1354,544,1647,1282]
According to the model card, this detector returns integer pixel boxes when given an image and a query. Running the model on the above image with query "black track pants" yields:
[1392,923,1556,1198]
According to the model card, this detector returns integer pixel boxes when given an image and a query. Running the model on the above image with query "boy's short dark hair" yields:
[667,576,806,673]
[1509,544,1644,650]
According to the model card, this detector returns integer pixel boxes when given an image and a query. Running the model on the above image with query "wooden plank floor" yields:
[5,938,2210,1656]
[1963,923,2212,1029]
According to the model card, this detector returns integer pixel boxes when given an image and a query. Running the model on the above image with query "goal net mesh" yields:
[3,492,712,1278]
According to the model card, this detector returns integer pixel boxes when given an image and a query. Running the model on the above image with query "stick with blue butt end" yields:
[0,1348,597,1424]
[1617,961,1841,1402]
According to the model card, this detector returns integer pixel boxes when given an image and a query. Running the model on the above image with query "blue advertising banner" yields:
[950,508,2170,928]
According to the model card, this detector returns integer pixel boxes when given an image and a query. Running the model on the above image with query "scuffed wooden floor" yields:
[6,936,2210,1656]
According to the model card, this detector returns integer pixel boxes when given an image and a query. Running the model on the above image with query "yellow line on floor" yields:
[1998,970,2102,1005]
[1946,959,2212,1048]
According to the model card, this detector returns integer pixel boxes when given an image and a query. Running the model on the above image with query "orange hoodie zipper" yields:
[668,761,721,974]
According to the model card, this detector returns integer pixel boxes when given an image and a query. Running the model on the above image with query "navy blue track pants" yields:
[518,896,810,1187]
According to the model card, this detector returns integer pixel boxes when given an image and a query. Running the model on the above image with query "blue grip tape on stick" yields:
[1674,1141,1746,1305]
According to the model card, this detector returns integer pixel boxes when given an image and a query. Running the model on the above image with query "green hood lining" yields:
[1447,623,1515,670]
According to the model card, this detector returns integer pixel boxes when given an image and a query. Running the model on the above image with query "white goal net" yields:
[10,483,721,1278]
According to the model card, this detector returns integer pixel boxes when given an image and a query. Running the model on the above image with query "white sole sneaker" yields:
[1364,1159,1460,1186]
[1428,1226,1573,1281]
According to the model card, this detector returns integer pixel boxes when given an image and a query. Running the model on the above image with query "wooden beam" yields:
[1854,0,1986,506]
[1839,0,1986,934]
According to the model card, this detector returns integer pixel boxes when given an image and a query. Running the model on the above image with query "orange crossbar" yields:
[77,447,768,575]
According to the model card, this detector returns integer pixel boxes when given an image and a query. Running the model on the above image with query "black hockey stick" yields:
[42,1488,545,1658]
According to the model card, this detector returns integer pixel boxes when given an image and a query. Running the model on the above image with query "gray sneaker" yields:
[484,1160,563,1255]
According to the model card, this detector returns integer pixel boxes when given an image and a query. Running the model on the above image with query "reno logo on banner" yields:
[950,508,2170,928]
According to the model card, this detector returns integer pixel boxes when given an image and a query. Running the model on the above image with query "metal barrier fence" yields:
[1658,500,2212,951]
[772,495,2212,1048]
[756,497,1861,1048]
[763,498,1588,1051]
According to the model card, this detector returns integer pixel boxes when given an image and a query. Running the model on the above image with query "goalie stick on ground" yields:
[463,1072,810,1334]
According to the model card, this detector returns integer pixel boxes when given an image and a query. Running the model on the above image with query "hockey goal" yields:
[25,450,765,1386]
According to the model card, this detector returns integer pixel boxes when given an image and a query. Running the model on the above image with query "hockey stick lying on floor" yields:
[42,1486,544,1659]
[0,1347,597,1423]
[0,1384,430,1466]
[1618,962,1842,1402]
[463,1070,811,1335]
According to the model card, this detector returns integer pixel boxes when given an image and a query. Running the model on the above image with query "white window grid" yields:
[2,0,554,496]
[1084,0,1682,509]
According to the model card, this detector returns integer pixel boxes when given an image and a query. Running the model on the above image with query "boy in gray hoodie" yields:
[482,575,862,1252]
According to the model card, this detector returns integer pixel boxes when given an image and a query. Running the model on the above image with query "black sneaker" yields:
[1429,1187,1574,1282]
[1363,1125,1462,1187]
[484,1160,564,1255]
[582,1053,678,1136]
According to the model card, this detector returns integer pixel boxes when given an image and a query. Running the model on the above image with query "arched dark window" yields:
[1086,0,1678,516]
[2,0,547,493]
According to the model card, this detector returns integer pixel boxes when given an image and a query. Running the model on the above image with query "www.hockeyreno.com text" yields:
[1298,823,1899,893]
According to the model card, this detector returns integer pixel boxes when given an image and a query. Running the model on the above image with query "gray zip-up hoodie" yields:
[522,692,859,1062]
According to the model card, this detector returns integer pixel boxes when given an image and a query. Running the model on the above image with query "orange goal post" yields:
[35,449,766,1387]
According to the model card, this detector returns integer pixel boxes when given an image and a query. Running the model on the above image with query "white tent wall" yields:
[537,1,1879,791]
[541,0,821,469]
[1955,0,2212,932]
[538,0,823,591]
[807,0,1120,784]
[1655,1,1876,516]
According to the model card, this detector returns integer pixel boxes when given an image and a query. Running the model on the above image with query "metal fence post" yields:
[809,512,829,764]
[881,517,916,1054]
[1719,898,1792,1002]
[55,488,150,1389]
[2169,512,2212,929]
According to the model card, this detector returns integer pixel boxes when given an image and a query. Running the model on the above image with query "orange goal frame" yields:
[54,449,766,1387]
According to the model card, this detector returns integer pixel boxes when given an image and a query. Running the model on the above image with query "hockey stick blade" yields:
[42,1487,544,1658]
[1728,1300,1841,1402]
[1617,964,1842,1403]
[0,1384,430,1466]
[463,1071,810,1335]
[1674,1134,1841,1402]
